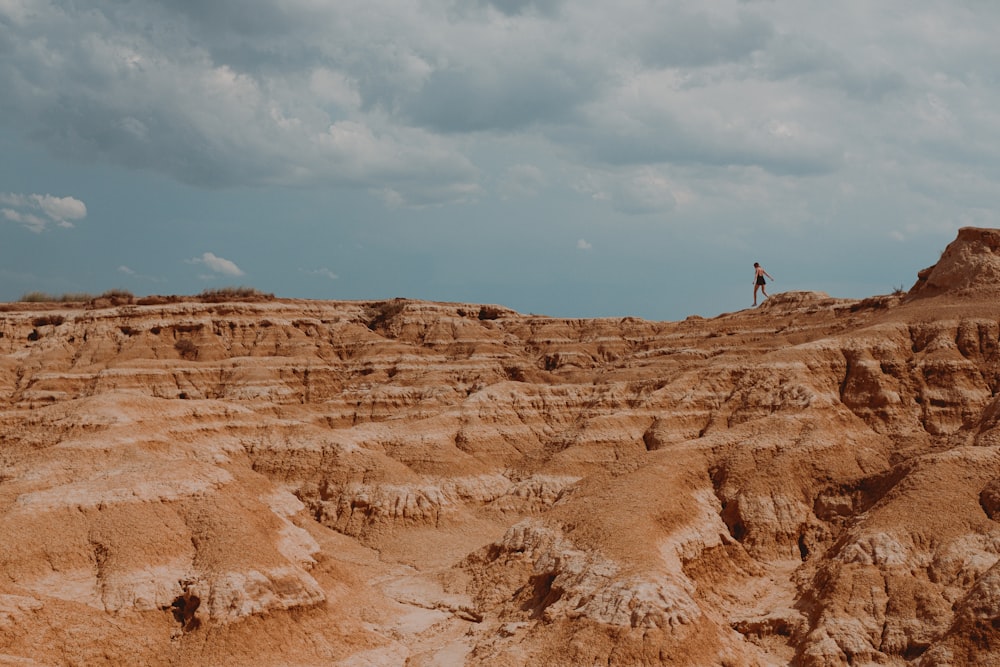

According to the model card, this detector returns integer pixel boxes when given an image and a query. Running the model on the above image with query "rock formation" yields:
[2,227,1000,665]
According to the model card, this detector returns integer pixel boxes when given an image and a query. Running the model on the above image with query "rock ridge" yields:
[2,228,1000,665]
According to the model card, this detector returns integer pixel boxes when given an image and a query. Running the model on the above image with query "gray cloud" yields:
[634,9,774,68]
[145,0,312,37]
[4,0,1000,320]
[569,117,842,176]
[573,167,685,215]
[478,0,564,17]
[2,0,1000,224]
[0,1,479,201]
[499,164,546,199]
[760,34,907,100]
[402,56,599,132]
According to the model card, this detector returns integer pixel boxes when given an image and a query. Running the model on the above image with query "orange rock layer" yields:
[2,228,1000,665]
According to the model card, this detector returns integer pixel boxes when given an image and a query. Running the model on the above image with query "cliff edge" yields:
[1,229,1000,666]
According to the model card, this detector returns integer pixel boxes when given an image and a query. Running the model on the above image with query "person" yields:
[753,262,773,306]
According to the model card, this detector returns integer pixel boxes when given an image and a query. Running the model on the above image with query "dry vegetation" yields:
[13,287,275,307]
[196,286,274,302]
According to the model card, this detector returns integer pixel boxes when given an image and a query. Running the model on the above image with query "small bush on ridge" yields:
[197,287,274,302]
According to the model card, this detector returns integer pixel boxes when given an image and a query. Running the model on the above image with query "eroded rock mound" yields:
[2,230,1000,665]
[910,226,1000,296]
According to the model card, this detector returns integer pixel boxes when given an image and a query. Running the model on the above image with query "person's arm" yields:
[765,270,774,280]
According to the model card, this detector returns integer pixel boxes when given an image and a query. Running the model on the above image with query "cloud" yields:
[633,7,773,68]
[573,167,688,215]
[1,209,47,233]
[759,33,906,101]
[118,264,163,282]
[3,0,1000,238]
[0,2,480,201]
[187,252,245,277]
[303,268,339,280]
[400,55,600,133]
[576,239,592,250]
[468,0,565,18]
[0,1,894,203]
[0,193,86,232]
[499,164,546,199]
[557,67,845,177]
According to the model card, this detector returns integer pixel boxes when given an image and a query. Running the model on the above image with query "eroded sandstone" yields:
[3,228,1000,665]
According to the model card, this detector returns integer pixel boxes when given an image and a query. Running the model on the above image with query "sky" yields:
[2,0,999,321]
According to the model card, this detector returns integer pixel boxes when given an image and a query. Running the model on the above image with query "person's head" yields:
[754,262,760,267]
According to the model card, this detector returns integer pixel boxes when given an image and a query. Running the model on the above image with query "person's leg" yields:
[753,284,759,305]
[762,285,768,298]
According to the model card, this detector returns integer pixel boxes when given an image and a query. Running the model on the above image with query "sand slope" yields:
[2,228,1000,665]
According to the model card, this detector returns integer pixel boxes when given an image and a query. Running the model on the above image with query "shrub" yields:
[174,338,198,360]
[102,288,134,303]
[61,293,94,302]
[366,299,407,331]
[478,306,503,320]
[197,286,274,302]
[19,292,56,303]
[84,289,135,309]
[20,291,94,303]
[136,295,181,306]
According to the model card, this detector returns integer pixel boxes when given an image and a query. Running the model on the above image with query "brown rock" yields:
[2,229,1000,665]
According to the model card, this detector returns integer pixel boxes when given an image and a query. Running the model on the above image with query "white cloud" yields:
[37,194,87,224]
[2,209,46,233]
[187,252,245,277]
[304,268,339,280]
[0,193,86,232]
[577,238,592,250]
[117,264,163,282]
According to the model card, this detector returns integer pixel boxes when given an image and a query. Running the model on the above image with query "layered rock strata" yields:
[2,228,1000,665]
